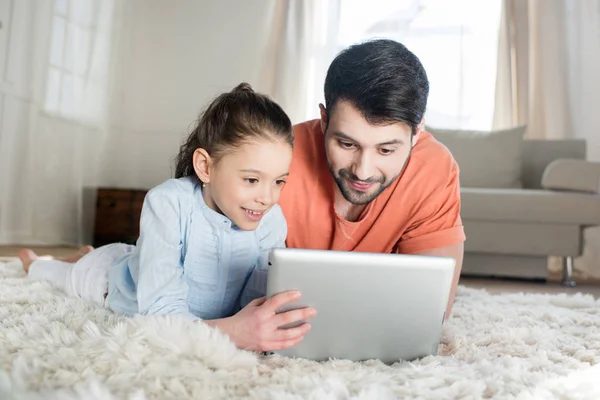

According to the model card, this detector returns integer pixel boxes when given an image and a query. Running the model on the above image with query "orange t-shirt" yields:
[278,120,465,254]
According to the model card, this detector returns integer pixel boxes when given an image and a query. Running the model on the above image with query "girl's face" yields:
[203,138,292,230]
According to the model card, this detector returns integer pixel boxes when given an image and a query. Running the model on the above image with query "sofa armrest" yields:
[541,159,600,193]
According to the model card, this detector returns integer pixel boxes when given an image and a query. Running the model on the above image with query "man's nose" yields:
[351,151,375,181]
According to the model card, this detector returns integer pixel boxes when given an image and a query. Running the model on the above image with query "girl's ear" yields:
[192,148,212,184]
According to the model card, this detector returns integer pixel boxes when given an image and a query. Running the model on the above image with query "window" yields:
[44,0,109,126]
[308,0,502,130]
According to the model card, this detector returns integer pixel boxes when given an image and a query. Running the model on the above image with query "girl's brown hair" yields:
[174,83,293,178]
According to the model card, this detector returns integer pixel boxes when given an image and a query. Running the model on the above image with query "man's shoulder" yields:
[290,119,326,167]
[279,120,329,216]
[294,118,323,145]
[410,130,459,181]
[293,119,322,137]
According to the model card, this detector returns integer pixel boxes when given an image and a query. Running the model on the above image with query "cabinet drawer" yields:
[96,190,134,213]
[94,188,147,246]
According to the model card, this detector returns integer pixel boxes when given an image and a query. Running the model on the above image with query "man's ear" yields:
[319,103,328,134]
[412,118,425,147]
[193,148,212,183]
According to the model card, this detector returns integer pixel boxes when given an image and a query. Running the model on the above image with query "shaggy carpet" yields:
[1,259,600,400]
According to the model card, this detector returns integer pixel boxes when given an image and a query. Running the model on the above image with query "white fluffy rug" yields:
[2,260,600,400]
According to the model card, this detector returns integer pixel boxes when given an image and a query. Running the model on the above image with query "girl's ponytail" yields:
[174,83,292,179]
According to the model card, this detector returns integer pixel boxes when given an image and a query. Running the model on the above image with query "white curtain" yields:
[261,0,502,129]
[0,0,126,246]
[493,0,600,147]
[494,0,600,279]
[564,1,600,162]
[259,0,340,125]
[493,0,574,139]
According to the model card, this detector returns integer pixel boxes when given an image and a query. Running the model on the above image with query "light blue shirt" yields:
[106,176,287,321]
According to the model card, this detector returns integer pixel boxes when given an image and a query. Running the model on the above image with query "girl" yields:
[19,83,316,352]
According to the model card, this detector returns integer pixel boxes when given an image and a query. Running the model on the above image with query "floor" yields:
[460,276,600,298]
[2,245,600,298]
[0,245,80,260]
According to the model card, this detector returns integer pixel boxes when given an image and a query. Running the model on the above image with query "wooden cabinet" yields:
[93,188,147,247]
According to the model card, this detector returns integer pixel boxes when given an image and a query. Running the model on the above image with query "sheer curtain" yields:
[258,0,340,125]
[493,0,575,139]
[0,0,126,245]
[338,0,502,130]
[494,0,600,149]
[262,0,502,129]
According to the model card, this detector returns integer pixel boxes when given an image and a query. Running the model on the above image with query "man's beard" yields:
[328,165,398,205]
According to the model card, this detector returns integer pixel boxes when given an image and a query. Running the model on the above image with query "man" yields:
[278,39,465,317]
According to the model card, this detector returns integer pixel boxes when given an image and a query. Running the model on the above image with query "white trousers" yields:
[28,243,134,306]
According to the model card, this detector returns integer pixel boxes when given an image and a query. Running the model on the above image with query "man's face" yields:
[322,100,415,205]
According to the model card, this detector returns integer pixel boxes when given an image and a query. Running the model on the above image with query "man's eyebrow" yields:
[333,132,357,142]
[333,132,404,146]
[379,139,404,146]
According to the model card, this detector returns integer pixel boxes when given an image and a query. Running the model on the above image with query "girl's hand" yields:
[206,291,316,352]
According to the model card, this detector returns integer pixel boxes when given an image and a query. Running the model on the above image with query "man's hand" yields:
[206,291,316,352]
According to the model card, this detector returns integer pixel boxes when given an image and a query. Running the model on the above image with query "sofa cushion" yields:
[460,188,600,225]
[427,125,526,188]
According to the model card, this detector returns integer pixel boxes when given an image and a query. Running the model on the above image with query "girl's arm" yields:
[207,205,316,352]
[134,185,197,321]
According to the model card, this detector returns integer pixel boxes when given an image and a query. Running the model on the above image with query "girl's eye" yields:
[275,179,287,186]
[245,178,259,184]
[338,140,354,149]
[379,148,395,155]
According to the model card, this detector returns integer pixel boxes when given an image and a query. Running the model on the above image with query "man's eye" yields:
[339,140,354,149]
[379,148,395,155]
[245,178,259,184]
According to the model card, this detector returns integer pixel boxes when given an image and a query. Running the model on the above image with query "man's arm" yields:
[416,242,464,319]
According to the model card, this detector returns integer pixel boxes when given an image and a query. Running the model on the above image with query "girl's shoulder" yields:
[144,176,199,211]
[147,176,199,198]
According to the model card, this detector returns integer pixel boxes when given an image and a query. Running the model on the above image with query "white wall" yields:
[100,0,277,190]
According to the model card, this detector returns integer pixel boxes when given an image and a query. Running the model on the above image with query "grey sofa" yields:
[428,126,600,285]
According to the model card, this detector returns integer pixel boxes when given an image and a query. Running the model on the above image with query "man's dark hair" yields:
[324,39,429,134]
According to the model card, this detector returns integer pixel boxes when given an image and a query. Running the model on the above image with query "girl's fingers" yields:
[273,322,312,341]
[249,296,267,307]
[272,307,316,329]
[265,335,305,351]
[261,291,301,315]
